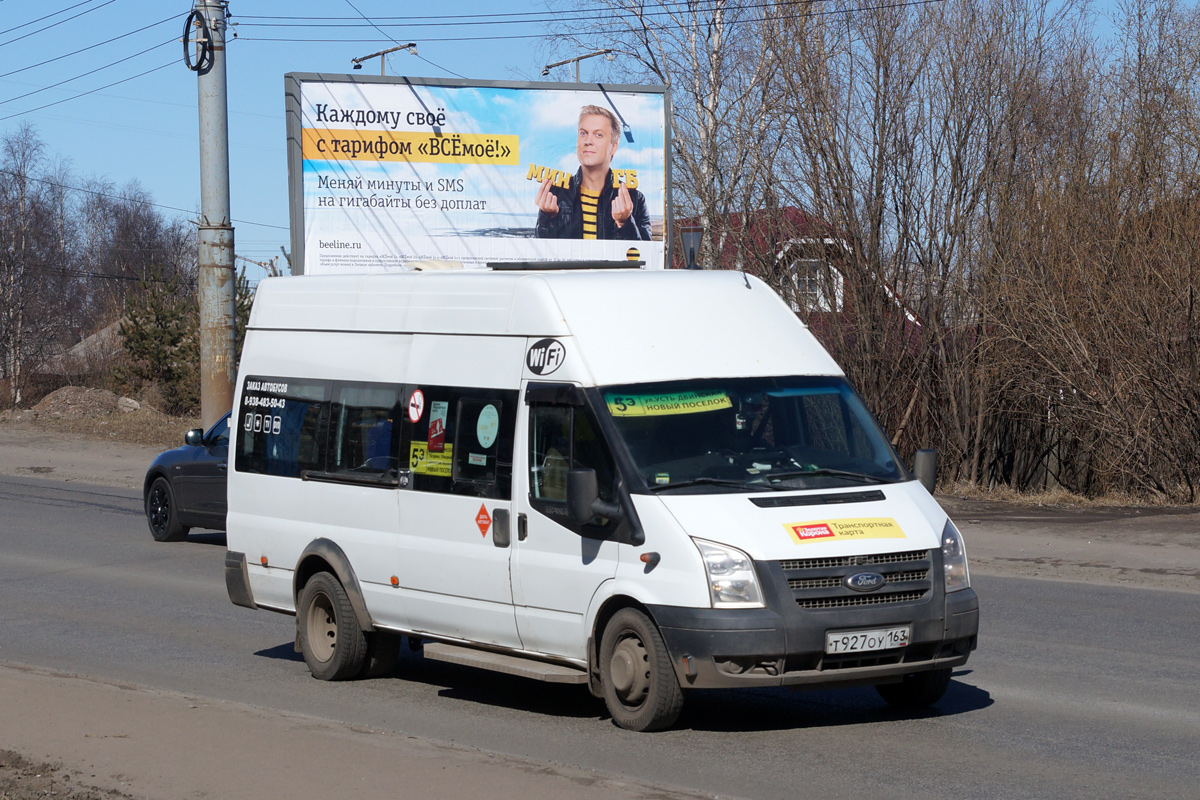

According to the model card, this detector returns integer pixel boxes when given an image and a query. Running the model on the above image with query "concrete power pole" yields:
[190,0,236,430]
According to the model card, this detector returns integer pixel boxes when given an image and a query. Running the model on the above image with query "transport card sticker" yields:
[476,404,499,448]
[605,391,732,417]
[428,400,449,452]
[410,441,452,476]
[784,518,906,545]
[476,504,491,537]
[408,389,425,423]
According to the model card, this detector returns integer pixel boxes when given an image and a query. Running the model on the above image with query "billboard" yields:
[285,74,671,273]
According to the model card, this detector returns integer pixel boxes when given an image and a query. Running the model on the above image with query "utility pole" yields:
[187,0,236,430]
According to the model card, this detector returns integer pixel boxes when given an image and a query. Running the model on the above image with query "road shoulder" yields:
[0,663,713,800]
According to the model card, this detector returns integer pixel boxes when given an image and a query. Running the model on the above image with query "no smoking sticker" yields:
[408,389,425,423]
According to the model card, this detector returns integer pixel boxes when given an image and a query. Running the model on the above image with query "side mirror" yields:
[566,468,624,525]
[912,449,937,494]
[185,428,204,447]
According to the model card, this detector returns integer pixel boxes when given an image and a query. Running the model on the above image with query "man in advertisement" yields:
[534,105,652,241]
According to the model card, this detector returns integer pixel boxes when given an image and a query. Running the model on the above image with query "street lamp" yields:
[352,43,418,76]
[541,49,615,82]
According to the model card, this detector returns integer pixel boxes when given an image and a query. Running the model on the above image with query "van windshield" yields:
[601,377,905,493]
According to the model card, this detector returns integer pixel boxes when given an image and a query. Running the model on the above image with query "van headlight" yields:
[694,539,764,608]
[942,519,971,592]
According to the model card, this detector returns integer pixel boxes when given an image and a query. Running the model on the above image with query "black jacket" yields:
[535,168,652,241]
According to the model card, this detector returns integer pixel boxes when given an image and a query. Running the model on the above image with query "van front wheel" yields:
[297,572,367,681]
[599,608,683,731]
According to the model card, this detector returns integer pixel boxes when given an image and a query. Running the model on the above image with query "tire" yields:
[599,608,684,732]
[145,477,189,542]
[876,667,953,709]
[297,572,367,681]
[359,631,402,678]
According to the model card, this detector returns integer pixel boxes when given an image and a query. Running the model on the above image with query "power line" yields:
[341,0,466,79]
[0,38,176,107]
[0,168,289,232]
[0,0,100,37]
[0,13,183,81]
[236,0,948,42]
[0,59,177,123]
[0,0,118,48]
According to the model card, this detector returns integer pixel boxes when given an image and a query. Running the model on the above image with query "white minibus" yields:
[225,265,978,731]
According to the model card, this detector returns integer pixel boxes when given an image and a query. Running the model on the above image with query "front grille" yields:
[779,549,928,571]
[798,590,926,609]
[789,568,928,590]
[777,549,933,610]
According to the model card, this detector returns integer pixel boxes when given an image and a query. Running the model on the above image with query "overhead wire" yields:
[0,60,178,122]
[231,0,945,43]
[341,0,466,79]
[0,38,177,106]
[0,0,101,37]
[0,12,183,81]
[0,0,118,48]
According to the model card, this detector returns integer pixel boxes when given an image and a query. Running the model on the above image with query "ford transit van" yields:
[225,265,978,731]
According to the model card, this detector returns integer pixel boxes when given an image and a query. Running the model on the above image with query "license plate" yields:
[825,626,910,654]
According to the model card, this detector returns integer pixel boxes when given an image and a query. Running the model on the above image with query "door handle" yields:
[218,462,227,471]
[492,508,511,548]
[517,512,528,541]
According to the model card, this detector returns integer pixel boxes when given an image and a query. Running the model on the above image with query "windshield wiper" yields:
[763,468,887,484]
[648,476,786,493]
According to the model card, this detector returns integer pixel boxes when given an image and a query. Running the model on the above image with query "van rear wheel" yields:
[599,608,683,731]
[876,667,952,709]
[297,572,367,681]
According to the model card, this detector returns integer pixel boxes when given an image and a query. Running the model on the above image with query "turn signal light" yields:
[260,556,268,566]
[390,576,399,587]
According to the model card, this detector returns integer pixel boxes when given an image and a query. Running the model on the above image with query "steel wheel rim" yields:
[609,633,651,707]
[149,485,169,534]
[305,592,337,663]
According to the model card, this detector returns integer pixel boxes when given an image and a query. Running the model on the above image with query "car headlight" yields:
[694,539,764,608]
[942,519,971,592]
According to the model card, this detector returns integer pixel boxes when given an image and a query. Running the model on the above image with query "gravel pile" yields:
[30,387,140,418]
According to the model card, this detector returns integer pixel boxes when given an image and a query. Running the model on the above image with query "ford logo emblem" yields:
[844,571,886,592]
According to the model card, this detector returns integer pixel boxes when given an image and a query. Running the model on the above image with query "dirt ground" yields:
[0,413,1196,800]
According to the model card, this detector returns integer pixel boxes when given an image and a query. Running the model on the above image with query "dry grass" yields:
[940,479,1171,508]
[27,409,201,451]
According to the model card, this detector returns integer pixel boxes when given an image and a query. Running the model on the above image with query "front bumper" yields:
[648,553,979,690]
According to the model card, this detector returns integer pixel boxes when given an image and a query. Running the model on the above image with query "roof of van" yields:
[248,269,843,383]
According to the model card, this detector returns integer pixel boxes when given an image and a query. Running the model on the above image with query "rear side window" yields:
[236,377,329,477]
[408,385,517,499]
[327,384,402,478]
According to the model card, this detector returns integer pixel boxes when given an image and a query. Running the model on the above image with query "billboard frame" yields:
[284,73,673,275]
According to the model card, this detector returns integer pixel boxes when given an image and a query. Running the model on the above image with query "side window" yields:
[327,384,401,477]
[408,385,517,499]
[528,404,617,517]
[453,398,505,487]
[206,415,230,447]
[530,406,571,501]
[235,377,329,477]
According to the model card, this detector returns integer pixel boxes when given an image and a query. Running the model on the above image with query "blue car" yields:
[143,412,230,541]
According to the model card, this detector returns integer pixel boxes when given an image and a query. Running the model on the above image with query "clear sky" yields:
[0,1,591,279]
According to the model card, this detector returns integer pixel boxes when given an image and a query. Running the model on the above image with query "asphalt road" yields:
[1,475,1197,800]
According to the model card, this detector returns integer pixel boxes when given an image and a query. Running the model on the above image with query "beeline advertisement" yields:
[285,74,671,273]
